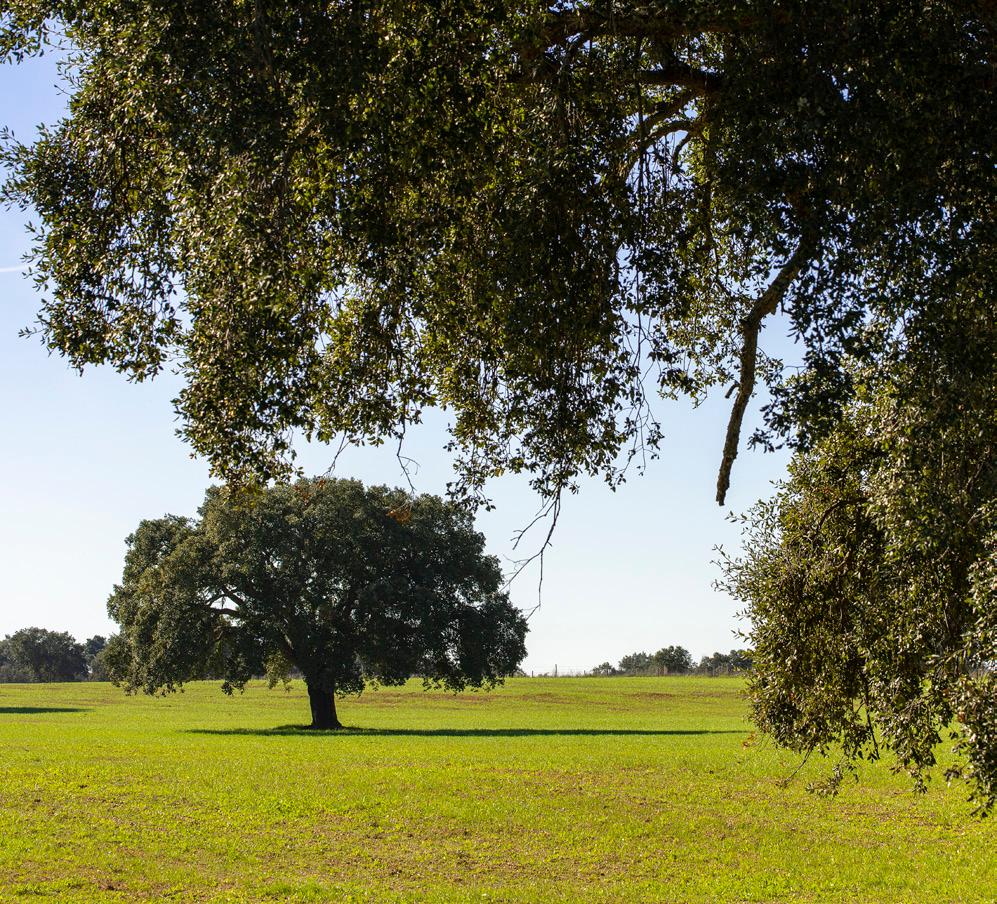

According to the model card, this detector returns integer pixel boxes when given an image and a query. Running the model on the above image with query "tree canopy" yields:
[0,627,89,682]
[608,645,743,675]
[695,649,751,676]
[105,478,528,728]
[616,645,694,675]
[2,1,992,504]
[652,645,693,674]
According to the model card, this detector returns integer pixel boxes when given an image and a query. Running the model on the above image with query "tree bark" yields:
[307,684,341,729]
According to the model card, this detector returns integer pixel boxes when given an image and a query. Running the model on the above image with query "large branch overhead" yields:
[616,89,699,176]
[716,233,818,506]
[541,7,765,43]
[640,64,723,94]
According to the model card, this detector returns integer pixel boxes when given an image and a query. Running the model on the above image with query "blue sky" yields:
[0,51,793,672]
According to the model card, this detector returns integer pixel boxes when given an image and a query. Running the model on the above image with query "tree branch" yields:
[640,64,723,93]
[716,232,817,505]
[621,117,698,178]
[505,490,562,620]
[202,587,253,618]
[202,604,244,619]
[275,631,296,663]
[812,495,863,536]
[615,90,699,178]
[541,9,750,45]
[221,585,252,607]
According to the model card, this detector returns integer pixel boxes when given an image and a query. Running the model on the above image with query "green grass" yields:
[0,678,993,902]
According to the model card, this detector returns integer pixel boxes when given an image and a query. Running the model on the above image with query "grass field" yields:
[0,678,994,903]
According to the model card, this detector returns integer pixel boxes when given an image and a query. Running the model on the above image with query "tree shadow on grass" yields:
[188,726,745,738]
[0,706,90,715]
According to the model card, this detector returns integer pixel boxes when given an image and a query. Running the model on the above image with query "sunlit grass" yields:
[0,678,993,902]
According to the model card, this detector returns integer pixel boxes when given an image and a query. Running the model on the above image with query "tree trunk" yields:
[307,684,341,729]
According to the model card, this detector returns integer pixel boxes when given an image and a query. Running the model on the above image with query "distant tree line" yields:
[590,647,752,677]
[0,628,109,682]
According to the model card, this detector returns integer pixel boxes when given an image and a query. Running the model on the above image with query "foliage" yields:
[604,646,746,676]
[0,1,992,507]
[590,661,619,676]
[696,649,752,675]
[0,627,87,682]
[3,678,997,902]
[720,297,997,811]
[83,634,109,680]
[652,645,693,674]
[83,635,106,658]
[106,477,528,727]
[0,636,29,682]
[614,645,694,675]
[617,651,654,675]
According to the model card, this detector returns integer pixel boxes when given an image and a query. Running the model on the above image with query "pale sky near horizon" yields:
[0,51,794,673]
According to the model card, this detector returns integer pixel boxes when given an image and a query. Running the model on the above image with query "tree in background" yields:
[615,647,693,675]
[83,635,109,680]
[0,636,30,682]
[0,628,87,682]
[596,647,749,676]
[106,478,528,728]
[652,646,693,675]
[696,650,752,676]
[618,652,654,676]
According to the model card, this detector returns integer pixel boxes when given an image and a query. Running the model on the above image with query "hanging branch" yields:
[716,231,817,505]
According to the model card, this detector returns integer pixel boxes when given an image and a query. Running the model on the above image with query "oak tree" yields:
[652,645,693,674]
[106,478,528,728]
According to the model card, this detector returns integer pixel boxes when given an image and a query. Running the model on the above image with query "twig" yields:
[504,491,563,620]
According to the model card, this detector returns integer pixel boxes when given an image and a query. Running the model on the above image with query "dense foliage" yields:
[0,627,90,682]
[721,300,997,811]
[619,646,693,675]
[82,634,108,679]
[2,1,992,504]
[106,478,528,727]
[695,649,752,676]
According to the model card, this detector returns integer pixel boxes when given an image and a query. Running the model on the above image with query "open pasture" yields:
[0,678,994,902]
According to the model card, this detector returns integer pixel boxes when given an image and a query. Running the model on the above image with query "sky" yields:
[0,50,794,673]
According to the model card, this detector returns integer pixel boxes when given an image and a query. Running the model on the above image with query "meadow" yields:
[0,677,994,903]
